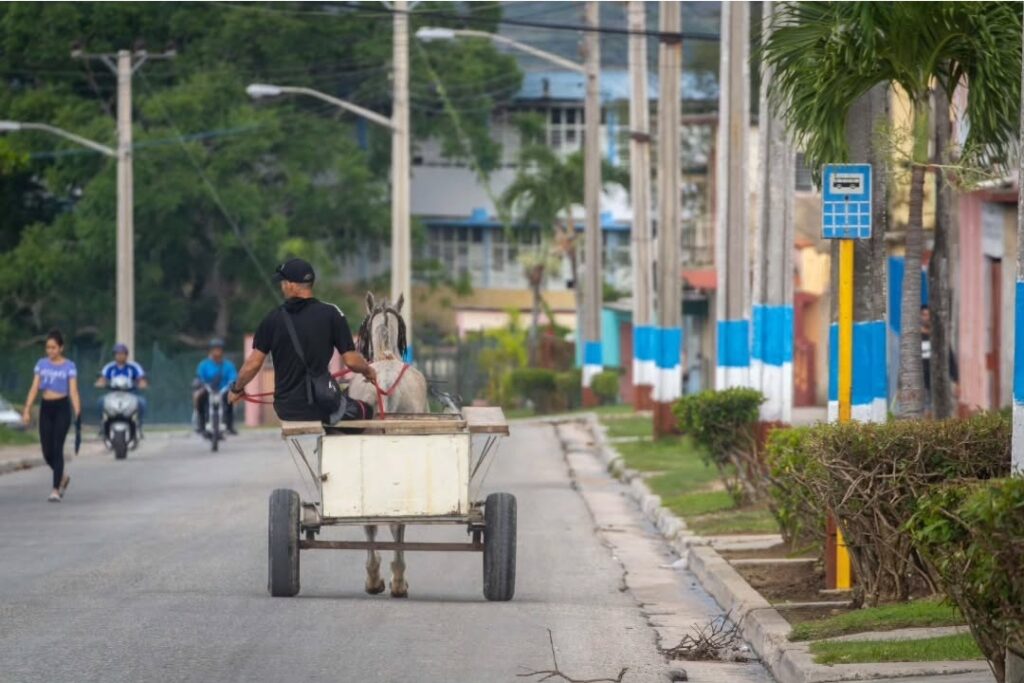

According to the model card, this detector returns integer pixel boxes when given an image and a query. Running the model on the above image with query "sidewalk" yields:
[578,413,996,683]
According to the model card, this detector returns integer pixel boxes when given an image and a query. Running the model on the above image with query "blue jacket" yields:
[196,358,238,391]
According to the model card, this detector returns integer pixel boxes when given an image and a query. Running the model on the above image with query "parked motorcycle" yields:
[102,375,141,460]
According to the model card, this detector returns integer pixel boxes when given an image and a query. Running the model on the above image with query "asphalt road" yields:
[0,422,684,683]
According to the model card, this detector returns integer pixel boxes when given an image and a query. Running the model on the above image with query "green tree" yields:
[763,2,1022,418]
[499,115,628,363]
[0,2,521,351]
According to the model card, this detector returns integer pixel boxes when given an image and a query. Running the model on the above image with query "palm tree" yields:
[763,2,1021,418]
[500,115,628,364]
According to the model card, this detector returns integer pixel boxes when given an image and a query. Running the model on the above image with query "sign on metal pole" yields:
[822,164,872,240]
[821,162,871,591]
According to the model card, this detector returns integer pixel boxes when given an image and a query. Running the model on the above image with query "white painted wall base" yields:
[716,365,751,390]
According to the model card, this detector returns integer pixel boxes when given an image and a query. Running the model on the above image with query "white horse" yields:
[347,292,428,598]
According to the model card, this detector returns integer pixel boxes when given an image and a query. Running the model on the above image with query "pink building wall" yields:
[958,193,989,412]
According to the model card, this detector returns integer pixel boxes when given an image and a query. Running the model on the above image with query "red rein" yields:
[241,365,413,422]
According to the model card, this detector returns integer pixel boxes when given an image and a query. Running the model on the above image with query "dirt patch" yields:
[733,559,825,603]
[718,543,817,561]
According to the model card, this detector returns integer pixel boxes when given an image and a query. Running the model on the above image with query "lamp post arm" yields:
[451,29,585,74]
[18,122,116,157]
[282,86,397,131]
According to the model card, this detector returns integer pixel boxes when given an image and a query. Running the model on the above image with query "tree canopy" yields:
[0,2,521,351]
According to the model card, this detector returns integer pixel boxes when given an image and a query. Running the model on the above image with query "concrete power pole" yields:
[73,47,174,355]
[654,1,682,436]
[751,2,794,424]
[115,50,135,357]
[628,0,655,411]
[392,0,413,357]
[714,2,751,390]
[1013,15,1024,475]
[581,0,604,406]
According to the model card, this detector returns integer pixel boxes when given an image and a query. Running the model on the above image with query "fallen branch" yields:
[664,613,742,661]
[518,629,628,682]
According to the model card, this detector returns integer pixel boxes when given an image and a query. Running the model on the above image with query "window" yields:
[795,153,814,192]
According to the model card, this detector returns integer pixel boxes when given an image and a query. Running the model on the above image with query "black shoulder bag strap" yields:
[280,306,314,406]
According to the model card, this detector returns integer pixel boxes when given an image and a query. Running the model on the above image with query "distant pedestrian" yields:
[21,329,82,502]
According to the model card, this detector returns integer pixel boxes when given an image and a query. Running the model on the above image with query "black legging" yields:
[39,397,72,489]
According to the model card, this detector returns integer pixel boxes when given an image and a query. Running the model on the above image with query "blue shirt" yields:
[34,358,78,395]
[100,361,145,390]
[196,358,238,391]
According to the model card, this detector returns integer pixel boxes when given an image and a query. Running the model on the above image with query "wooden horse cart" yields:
[272,408,515,600]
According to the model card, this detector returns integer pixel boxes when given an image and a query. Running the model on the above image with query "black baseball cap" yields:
[273,258,315,284]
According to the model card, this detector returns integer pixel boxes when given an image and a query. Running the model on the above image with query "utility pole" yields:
[581,0,604,406]
[628,0,655,411]
[654,1,682,436]
[392,0,413,357]
[72,46,174,355]
[1013,16,1024,477]
[751,2,794,424]
[714,2,751,390]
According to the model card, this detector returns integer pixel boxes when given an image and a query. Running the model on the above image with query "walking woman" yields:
[22,330,81,502]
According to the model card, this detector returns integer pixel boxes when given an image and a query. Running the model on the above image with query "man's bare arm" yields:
[228,349,267,404]
[342,350,377,384]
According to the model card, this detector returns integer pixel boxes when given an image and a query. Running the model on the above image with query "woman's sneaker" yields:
[47,491,61,502]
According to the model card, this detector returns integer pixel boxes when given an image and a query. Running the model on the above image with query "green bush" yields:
[554,369,582,412]
[673,388,765,504]
[764,426,825,549]
[802,412,1010,606]
[591,370,619,405]
[503,368,557,413]
[908,478,1024,683]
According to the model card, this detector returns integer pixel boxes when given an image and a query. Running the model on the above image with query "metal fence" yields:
[0,343,237,425]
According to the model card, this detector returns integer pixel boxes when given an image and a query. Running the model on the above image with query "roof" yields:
[517,69,719,104]
[452,288,576,312]
[682,268,716,291]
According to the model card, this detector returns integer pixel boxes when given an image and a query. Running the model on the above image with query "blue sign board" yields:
[822,164,872,240]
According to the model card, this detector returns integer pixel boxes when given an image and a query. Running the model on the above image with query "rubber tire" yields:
[211,412,220,452]
[268,488,301,597]
[483,492,517,601]
[112,430,128,460]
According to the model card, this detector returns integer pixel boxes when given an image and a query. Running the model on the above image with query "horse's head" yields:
[356,292,408,362]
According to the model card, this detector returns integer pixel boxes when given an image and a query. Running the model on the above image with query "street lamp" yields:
[0,120,115,157]
[416,7,604,405]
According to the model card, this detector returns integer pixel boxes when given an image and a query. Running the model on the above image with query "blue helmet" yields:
[112,342,129,355]
[209,338,225,349]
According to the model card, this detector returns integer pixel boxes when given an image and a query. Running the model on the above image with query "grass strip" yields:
[685,508,780,535]
[790,598,964,641]
[603,416,653,439]
[0,426,36,446]
[809,633,982,665]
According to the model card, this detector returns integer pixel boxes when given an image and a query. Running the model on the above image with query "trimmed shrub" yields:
[673,388,766,504]
[908,478,1024,683]
[591,370,619,405]
[802,413,1010,606]
[764,426,825,549]
[554,369,582,412]
[503,368,557,413]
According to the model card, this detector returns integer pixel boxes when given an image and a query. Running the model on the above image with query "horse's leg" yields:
[364,525,385,594]
[389,523,408,598]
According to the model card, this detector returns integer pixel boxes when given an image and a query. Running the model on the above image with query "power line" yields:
[211,2,720,42]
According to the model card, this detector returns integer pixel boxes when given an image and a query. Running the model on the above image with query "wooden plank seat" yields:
[279,407,508,438]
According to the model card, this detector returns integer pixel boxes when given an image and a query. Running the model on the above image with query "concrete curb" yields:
[0,455,44,475]
[569,413,994,683]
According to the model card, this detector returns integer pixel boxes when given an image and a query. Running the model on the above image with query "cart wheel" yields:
[268,488,301,597]
[483,492,517,601]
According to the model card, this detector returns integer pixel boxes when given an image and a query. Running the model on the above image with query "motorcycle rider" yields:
[95,343,148,431]
[194,338,238,436]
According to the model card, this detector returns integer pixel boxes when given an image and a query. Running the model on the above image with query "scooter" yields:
[201,383,231,452]
[102,375,141,460]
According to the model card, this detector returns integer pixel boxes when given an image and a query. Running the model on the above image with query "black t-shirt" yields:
[252,297,355,421]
